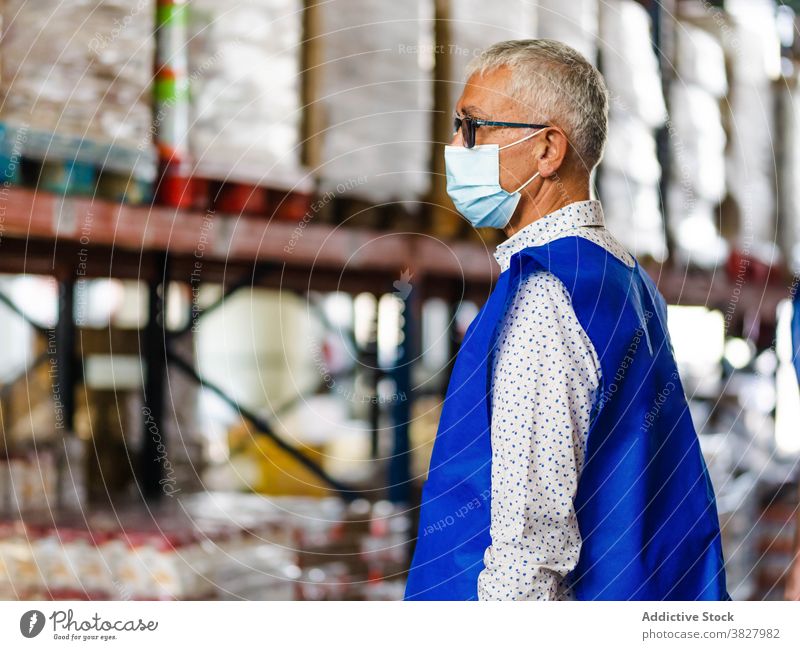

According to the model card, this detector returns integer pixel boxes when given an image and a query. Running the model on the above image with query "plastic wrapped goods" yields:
[724,0,781,256]
[666,83,728,268]
[725,0,782,84]
[537,0,598,64]
[600,169,666,262]
[596,0,667,261]
[602,107,665,260]
[603,110,661,186]
[667,185,729,269]
[447,0,537,109]
[668,84,726,204]
[675,23,728,98]
[0,0,156,179]
[725,82,778,253]
[599,0,666,128]
[187,0,307,189]
[665,24,728,268]
[318,1,433,202]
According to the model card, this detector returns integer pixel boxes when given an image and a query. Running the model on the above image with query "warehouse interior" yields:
[0,0,799,601]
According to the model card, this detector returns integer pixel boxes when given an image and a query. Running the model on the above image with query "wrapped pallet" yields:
[724,0,782,263]
[600,171,666,262]
[447,0,537,109]
[599,0,666,128]
[667,23,729,268]
[598,0,667,260]
[675,22,728,97]
[602,112,665,258]
[0,0,156,183]
[537,0,598,64]
[317,0,433,203]
[670,67,727,203]
[187,0,308,190]
[603,111,661,187]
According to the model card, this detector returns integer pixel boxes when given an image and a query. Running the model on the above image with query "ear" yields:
[536,127,569,178]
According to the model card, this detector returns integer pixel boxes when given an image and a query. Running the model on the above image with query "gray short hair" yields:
[465,39,609,172]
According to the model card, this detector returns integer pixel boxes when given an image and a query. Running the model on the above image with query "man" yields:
[403,39,730,601]
[786,291,800,601]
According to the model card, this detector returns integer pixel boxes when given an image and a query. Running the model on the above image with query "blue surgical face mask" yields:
[444,127,546,229]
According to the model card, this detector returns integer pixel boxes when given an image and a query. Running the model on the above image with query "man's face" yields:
[452,66,544,193]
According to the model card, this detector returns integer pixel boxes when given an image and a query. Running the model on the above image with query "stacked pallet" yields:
[0,0,157,203]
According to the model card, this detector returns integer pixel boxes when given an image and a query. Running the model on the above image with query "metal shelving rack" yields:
[0,183,789,505]
[0,185,503,504]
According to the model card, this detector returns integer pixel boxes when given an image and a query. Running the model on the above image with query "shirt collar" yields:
[493,199,605,272]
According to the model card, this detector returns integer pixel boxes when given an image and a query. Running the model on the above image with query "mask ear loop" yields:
[498,126,547,193]
[513,170,540,193]
[498,126,548,151]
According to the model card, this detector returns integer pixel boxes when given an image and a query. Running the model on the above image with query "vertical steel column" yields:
[363,309,380,459]
[54,279,76,433]
[139,255,168,500]
[388,283,420,503]
[52,277,80,512]
[649,0,674,251]
[445,299,460,389]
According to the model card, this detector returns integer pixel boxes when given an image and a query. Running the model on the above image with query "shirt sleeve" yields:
[476,269,601,600]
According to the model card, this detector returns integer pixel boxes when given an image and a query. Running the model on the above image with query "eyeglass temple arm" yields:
[476,119,549,129]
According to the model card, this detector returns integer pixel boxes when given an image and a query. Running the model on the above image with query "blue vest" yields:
[792,289,800,383]
[404,236,730,600]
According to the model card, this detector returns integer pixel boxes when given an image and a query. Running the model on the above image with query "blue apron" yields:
[404,236,730,600]
[792,289,800,384]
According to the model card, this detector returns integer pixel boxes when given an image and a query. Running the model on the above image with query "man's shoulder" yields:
[509,231,635,271]
[505,234,641,324]
[511,266,572,301]
[494,266,600,375]
[502,269,583,335]
[583,228,636,268]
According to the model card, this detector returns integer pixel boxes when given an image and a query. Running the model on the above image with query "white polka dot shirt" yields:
[476,199,636,600]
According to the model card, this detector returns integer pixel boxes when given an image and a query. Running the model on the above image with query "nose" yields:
[450,127,463,147]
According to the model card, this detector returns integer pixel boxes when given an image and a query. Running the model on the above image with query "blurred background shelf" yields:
[0,186,499,294]
[0,185,790,324]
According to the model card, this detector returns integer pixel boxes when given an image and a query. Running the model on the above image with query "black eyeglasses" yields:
[453,114,549,149]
